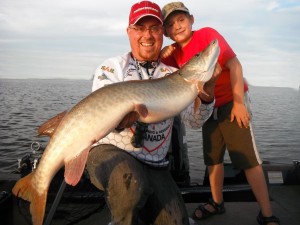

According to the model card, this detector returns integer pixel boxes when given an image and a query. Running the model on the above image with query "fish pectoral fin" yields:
[12,172,48,225]
[193,97,202,114]
[134,104,148,118]
[196,81,205,94]
[197,81,210,99]
[37,111,68,137]
[64,147,90,186]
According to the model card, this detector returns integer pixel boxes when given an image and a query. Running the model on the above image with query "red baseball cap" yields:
[129,1,163,25]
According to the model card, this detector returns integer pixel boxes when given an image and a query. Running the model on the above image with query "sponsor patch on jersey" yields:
[97,73,108,81]
[160,67,170,73]
[135,120,173,153]
[100,65,114,73]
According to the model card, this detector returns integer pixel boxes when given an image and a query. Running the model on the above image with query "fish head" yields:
[179,39,220,83]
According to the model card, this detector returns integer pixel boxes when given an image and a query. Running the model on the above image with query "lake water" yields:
[0,79,299,182]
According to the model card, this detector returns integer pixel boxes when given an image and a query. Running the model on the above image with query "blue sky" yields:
[0,0,299,89]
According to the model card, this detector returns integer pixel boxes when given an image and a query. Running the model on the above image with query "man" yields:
[87,1,218,225]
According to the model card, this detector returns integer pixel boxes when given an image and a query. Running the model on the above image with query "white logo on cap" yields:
[134,7,159,14]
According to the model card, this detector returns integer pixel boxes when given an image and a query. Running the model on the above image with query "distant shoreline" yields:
[0,78,297,90]
[0,77,92,81]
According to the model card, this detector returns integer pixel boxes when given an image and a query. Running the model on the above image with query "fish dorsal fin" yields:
[37,111,67,137]
[64,147,90,186]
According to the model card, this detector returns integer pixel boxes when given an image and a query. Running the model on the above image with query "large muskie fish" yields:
[12,39,220,225]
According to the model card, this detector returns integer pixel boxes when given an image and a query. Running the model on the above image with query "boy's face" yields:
[164,11,194,47]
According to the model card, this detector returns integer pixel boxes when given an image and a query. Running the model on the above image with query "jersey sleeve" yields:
[180,98,214,129]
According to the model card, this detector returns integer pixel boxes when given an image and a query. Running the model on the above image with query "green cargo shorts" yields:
[202,96,262,170]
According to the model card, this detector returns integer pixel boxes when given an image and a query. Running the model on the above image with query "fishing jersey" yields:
[92,52,214,167]
[162,27,248,108]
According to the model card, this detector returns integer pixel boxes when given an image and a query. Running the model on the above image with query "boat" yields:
[0,141,299,225]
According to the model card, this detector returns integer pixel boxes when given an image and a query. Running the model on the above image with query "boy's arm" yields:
[226,57,250,128]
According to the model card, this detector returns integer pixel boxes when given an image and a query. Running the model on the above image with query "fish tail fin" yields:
[31,191,47,225]
[12,172,48,225]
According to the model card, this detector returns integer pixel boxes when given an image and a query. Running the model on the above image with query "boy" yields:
[161,2,280,225]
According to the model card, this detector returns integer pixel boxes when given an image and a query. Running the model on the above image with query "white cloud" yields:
[267,1,280,11]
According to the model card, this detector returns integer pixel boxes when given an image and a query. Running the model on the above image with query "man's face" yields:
[127,16,163,61]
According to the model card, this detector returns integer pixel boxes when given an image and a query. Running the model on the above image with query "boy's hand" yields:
[160,45,175,60]
[231,103,250,128]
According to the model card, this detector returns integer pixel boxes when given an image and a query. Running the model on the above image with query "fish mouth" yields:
[180,39,220,83]
[202,40,219,68]
[201,40,220,82]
